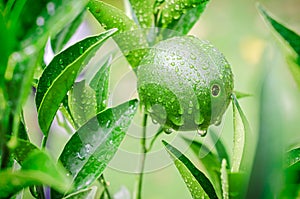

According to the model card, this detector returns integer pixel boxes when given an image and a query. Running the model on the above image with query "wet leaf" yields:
[285,147,300,168]
[89,55,112,113]
[220,159,229,199]
[63,186,99,199]
[163,140,218,199]
[59,99,138,191]
[231,94,253,172]
[88,0,148,69]
[69,80,97,127]
[182,136,222,198]
[0,150,72,198]
[36,29,117,135]
[129,0,154,28]
[51,11,86,53]
[156,0,210,38]
[11,138,37,164]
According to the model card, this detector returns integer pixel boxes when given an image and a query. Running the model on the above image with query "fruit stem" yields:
[136,113,148,199]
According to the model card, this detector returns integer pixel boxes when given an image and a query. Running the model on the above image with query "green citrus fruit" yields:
[137,35,234,134]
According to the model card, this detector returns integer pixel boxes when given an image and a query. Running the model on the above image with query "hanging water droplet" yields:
[151,117,158,124]
[197,128,207,137]
[164,128,174,134]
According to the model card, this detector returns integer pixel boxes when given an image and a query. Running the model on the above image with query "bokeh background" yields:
[23,0,300,198]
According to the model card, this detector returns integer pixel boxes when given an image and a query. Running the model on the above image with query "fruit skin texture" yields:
[137,35,234,132]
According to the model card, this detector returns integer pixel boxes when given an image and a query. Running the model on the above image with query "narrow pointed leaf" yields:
[257,4,300,56]
[89,55,112,113]
[129,0,154,28]
[36,29,117,134]
[210,130,230,168]
[220,159,229,199]
[51,11,86,53]
[233,91,252,99]
[88,0,148,69]
[156,0,209,38]
[63,186,99,199]
[163,140,218,199]
[231,94,253,172]
[182,137,222,199]
[59,99,138,191]
[0,150,72,198]
[69,80,97,127]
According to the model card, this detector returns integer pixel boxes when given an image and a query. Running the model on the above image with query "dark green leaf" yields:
[285,147,300,168]
[68,80,97,127]
[210,130,230,168]
[257,4,300,56]
[231,94,253,172]
[0,150,72,198]
[182,136,222,199]
[51,11,86,54]
[129,0,154,28]
[36,29,117,135]
[59,99,138,191]
[89,55,112,113]
[88,0,148,69]
[156,0,209,38]
[163,140,218,199]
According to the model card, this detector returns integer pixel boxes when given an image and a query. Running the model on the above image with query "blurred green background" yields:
[22,0,300,198]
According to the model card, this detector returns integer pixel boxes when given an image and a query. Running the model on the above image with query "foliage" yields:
[0,0,299,199]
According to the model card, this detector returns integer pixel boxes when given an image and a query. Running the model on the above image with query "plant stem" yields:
[136,113,148,199]
[99,175,112,199]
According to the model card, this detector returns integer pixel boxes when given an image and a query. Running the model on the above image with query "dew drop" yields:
[59,59,63,65]
[36,16,45,26]
[79,46,84,54]
[164,128,174,134]
[151,118,158,124]
[197,129,207,137]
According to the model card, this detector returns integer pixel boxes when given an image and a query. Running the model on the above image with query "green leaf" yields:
[257,4,300,56]
[163,140,218,199]
[285,147,300,168]
[182,136,222,199]
[59,99,138,191]
[63,186,99,199]
[11,138,37,164]
[210,130,230,168]
[0,150,72,198]
[35,29,117,135]
[228,172,247,199]
[51,11,86,54]
[231,94,253,172]
[287,56,300,89]
[233,91,252,99]
[129,0,154,28]
[88,0,148,69]
[89,55,112,113]
[156,0,210,38]
[68,80,97,127]
[220,159,229,199]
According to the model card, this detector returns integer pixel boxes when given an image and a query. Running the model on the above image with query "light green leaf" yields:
[88,0,148,69]
[36,29,117,135]
[129,0,154,28]
[89,55,112,113]
[210,130,230,168]
[220,159,229,199]
[69,80,97,127]
[59,99,138,191]
[163,140,218,199]
[231,94,253,172]
[287,56,300,89]
[0,150,72,198]
[63,186,99,199]
[233,91,252,99]
[11,138,37,164]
